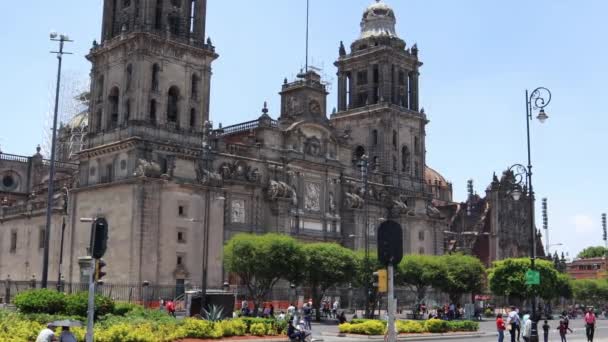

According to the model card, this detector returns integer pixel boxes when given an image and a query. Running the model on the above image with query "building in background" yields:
[566,257,608,280]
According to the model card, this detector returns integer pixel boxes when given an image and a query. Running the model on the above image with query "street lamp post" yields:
[357,155,372,317]
[506,87,552,342]
[42,33,73,289]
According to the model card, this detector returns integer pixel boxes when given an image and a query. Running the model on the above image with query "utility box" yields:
[187,290,235,319]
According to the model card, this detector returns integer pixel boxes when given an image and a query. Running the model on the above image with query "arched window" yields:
[154,0,163,30]
[353,146,366,165]
[169,15,180,35]
[126,64,133,91]
[108,87,120,129]
[189,108,196,128]
[372,129,378,146]
[124,99,131,123]
[149,99,157,123]
[152,64,160,91]
[414,136,420,155]
[167,86,180,124]
[401,146,410,173]
[392,155,397,171]
[414,161,420,178]
[95,109,103,131]
[191,74,199,99]
[392,130,397,150]
[97,75,104,102]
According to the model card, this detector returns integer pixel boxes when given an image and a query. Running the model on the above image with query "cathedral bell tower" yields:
[331,1,427,183]
[87,0,217,146]
[80,0,218,186]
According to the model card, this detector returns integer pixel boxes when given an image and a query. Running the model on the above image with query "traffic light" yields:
[95,259,107,284]
[91,218,108,259]
[373,269,388,293]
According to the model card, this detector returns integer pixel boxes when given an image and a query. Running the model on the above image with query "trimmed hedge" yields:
[13,290,115,319]
[340,319,479,335]
[13,289,66,314]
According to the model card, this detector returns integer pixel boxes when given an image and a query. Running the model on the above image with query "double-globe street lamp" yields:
[504,87,552,342]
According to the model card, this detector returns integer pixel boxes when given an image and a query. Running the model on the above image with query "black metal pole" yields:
[42,38,66,288]
[525,89,538,342]
[56,215,66,291]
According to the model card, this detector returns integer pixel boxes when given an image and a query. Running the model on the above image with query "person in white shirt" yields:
[35,324,56,342]
[332,300,339,318]
[507,307,521,342]
[59,327,77,342]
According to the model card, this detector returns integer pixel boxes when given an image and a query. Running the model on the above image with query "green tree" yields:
[302,243,357,321]
[224,233,303,315]
[397,255,447,305]
[439,254,485,303]
[577,246,608,259]
[352,251,383,318]
[488,258,564,303]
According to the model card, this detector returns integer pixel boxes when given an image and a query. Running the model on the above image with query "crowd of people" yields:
[496,306,597,342]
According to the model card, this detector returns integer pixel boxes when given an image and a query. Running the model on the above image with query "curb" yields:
[321,332,486,341]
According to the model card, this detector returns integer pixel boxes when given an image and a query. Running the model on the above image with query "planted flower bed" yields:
[339,318,479,335]
[1,289,288,342]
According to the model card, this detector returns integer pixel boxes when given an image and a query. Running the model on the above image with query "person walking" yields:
[542,320,550,342]
[303,301,313,330]
[497,313,506,342]
[585,307,596,342]
[558,316,573,342]
[507,306,521,342]
[521,314,531,342]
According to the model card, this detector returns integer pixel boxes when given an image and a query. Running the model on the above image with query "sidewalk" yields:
[320,331,486,341]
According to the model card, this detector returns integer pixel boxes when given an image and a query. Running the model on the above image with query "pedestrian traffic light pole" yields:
[42,33,72,289]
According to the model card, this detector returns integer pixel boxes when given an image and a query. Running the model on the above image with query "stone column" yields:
[350,71,357,108]
[367,65,375,105]
[193,0,208,42]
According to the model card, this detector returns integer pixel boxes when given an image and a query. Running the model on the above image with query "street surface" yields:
[310,319,608,342]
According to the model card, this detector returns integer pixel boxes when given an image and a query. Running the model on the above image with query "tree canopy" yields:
[577,246,608,259]
[397,254,447,304]
[439,254,486,303]
[223,233,303,312]
[302,243,357,321]
[571,279,608,306]
[488,258,570,302]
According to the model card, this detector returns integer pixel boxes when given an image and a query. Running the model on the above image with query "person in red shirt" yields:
[165,300,176,317]
[496,313,506,342]
[585,307,596,342]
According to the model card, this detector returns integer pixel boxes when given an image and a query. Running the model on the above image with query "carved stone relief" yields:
[304,182,321,212]
[231,199,246,224]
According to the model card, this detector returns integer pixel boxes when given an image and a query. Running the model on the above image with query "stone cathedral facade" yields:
[0,1,455,290]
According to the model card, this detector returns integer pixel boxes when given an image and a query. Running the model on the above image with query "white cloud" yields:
[570,215,595,234]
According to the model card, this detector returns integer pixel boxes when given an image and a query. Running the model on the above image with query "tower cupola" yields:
[360,1,398,39]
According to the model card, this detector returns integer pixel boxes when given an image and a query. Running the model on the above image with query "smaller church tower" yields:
[279,70,329,126]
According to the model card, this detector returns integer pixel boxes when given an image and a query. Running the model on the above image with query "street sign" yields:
[525,270,540,285]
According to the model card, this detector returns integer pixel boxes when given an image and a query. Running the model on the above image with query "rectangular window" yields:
[418,230,425,241]
[177,256,183,265]
[398,71,405,85]
[39,228,46,249]
[178,204,188,217]
[10,231,17,253]
[177,231,186,244]
[373,65,379,83]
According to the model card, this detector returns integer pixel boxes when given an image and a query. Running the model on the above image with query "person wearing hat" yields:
[35,323,56,342]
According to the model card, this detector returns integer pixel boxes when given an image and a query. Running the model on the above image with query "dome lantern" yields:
[360,0,398,39]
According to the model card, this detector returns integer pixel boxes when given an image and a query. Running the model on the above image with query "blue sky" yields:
[0,1,606,259]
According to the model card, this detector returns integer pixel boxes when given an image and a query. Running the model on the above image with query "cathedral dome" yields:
[65,110,88,131]
[360,1,398,39]
[425,165,448,186]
